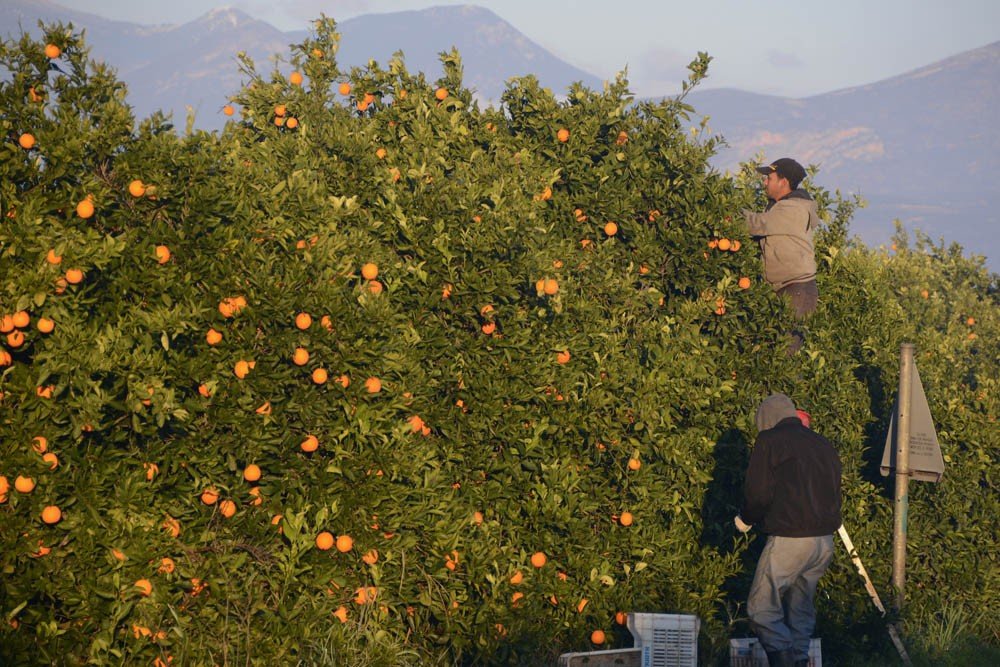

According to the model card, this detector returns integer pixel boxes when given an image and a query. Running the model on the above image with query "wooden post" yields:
[892,343,914,611]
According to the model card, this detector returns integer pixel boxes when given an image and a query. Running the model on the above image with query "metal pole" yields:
[892,343,914,612]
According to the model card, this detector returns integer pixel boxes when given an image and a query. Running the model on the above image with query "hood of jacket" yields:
[755,393,798,431]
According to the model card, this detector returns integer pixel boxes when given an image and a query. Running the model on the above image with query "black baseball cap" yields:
[756,158,807,189]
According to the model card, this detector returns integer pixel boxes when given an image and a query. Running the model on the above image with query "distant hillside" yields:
[685,41,1000,265]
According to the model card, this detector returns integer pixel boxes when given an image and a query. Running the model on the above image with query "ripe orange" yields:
[920,289,929,299]
[557,128,570,142]
[362,549,379,565]
[162,515,180,537]
[333,605,349,623]
[286,117,299,129]
[375,147,387,159]
[295,312,312,329]
[65,268,84,284]
[154,245,170,264]
[274,104,287,117]
[145,462,159,481]
[730,240,742,252]
[200,488,219,505]
[223,104,234,116]
[76,199,94,219]
[336,374,350,388]
[619,511,634,526]
[243,464,261,482]
[473,511,484,525]
[365,377,382,394]
[967,316,976,326]
[628,457,641,471]
[604,221,619,236]
[12,311,29,328]
[219,499,236,518]
[6,330,25,348]
[338,82,351,96]
[367,280,383,294]
[255,401,271,415]
[289,71,303,85]
[481,322,496,335]
[556,350,571,364]
[134,579,152,596]
[738,276,752,290]
[32,436,48,454]
[435,87,448,101]
[408,415,425,433]
[543,278,559,295]
[321,315,334,330]
[577,598,589,613]
[234,360,251,379]
[158,557,176,574]
[717,238,732,251]
[41,505,61,524]
[0,349,12,367]
[128,179,146,197]
[41,452,58,469]
[312,368,328,384]
[530,551,547,568]
[46,249,62,264]
[18,133,35,149]
[14,476,35,493]
[336,534,354,552]
[300,434,319,452]
[615,611,627,625]
[0,315,13,332]
[509,570,524,585]
[591,630,606,645]
[37,317,54,333]
[206,328,222,345]
[361,262,379,280]
[292,347,309,365]
[44,44,61,59]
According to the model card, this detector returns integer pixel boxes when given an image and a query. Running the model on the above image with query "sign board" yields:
[880,360,944,482]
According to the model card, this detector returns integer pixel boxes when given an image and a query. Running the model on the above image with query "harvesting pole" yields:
[892,343,914,611]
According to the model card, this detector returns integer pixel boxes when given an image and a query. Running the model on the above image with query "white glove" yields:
[734,515,752,533]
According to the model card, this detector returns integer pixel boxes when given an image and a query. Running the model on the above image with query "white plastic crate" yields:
[729,637,822,667]
[557,647,642,667]
[626,613,700,667]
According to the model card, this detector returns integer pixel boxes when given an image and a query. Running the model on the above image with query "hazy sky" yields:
[58,0,999,97]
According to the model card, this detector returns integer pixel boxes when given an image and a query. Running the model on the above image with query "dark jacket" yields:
[741,407,842,537]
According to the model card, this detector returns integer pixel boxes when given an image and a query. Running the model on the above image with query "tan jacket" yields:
[743,191,818,290]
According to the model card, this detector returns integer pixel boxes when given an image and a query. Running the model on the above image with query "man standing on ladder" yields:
[735,394,842,667]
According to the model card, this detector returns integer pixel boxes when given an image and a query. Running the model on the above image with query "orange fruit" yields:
[206,328,222,345]
[362,549,379,565]
[44,43,61,59]
[543,278,559,295]
[223,104,234,116]
[628,457,641,471]
[300,434,319,452]
[292,347,309,365]
[46,249,62,265]
[481,322,496,335]
[336,374,350,388]
[41,505,61,524]
[967,316,976,326]
[162,515,180,537]
[473,511,484,525]
[615,611,627,625]
[435,87,448,101]
[274,104,287,117]
[367,280,383,294]
[286,117,299,129]
[36,317,54,333]
[530,551,547,568]
[243,464,261,482]
[36,385,54,398]
[128,179,146,197]
[134,579,152,596]
[18,133,35,149]
[154,245,170,264]
[619,511,634,526]
[604,221,618,236]
[730,240,742,252]
[556,350,571,364]
[738,276,752,290]
[295,312,312,329]
[234,360,251,378]
[577,598,589,613]
[6,330,25,348]
[338,82,351,96]
[364,377,382,394]
[0,349,12,367]
[144,462,159,481]
[14,476,35,493]
[12,311,29,328]
[361,263,379,280]
[289,71,303,85]
[717,238,732,251]
[0,315,13,332]
[408,415,425,433]
[76,199,94,219]
[158,557,176,574]
[336,534,354,552]
[375,147,387,159]
[557,128,570,142]
[920,289,929,299]
[255,401,271,415]
[509,570,524,585]
[591,629,606,645]
[42,453,58,470]
[198,384,211,397]
[333,605,349,623]
[311,368,328,384]
[321,315,334,330]
[219,499,236,518]
[200,488,219,505]
[32,436,47,454]
[65,268,84,284]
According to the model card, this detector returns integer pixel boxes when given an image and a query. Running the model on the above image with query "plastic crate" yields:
[557,647,642,667]
[626,613,700,667]
[729,637,822,667]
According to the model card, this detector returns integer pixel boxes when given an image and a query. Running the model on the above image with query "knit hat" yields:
[755,393,798,431]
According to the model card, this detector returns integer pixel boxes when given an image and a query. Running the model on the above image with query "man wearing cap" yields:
[743,158,820,352]
[735,393,842,667]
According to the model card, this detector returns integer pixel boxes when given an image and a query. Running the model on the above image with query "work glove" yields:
[734,515,752,533]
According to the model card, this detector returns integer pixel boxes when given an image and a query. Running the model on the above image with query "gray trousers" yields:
[747,534,834,661]
[776,280,818,353]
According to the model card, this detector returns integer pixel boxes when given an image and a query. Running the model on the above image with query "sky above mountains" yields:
[59,0,999,98]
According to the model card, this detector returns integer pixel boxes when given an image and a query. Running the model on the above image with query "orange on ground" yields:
[243,464,261,482]
[361,262,379,280]
[301,435,319,452]
[18,133,35,149]
[530,551,547,568]
[14,476,35,493]
[128,180,146,197]
[336,534,354,552]
[44,44,61,59]
[312,368,328,384]
[557,128,570,142]
[365,377,382,394]
[134,579,152,596]
[292,347,309,365]
[295,312,312,329]
[41,505,61,524]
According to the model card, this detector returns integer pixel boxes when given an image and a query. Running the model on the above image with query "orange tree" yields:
[1,20,997,665]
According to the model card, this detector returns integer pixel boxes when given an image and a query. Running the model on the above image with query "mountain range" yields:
[2,1,997,269]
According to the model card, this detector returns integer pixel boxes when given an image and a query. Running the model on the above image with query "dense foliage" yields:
[1,20,997,665]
